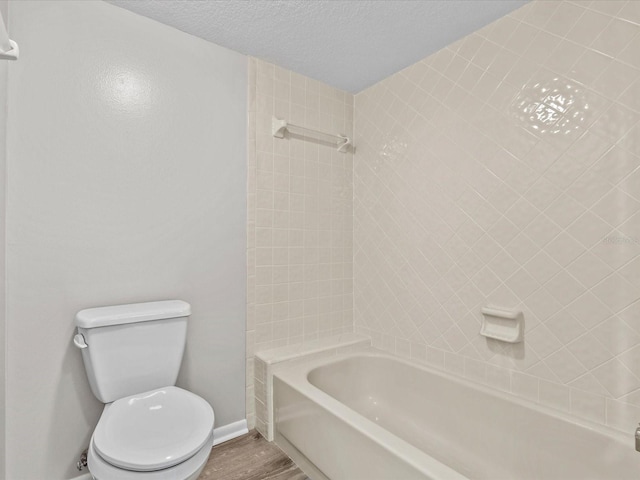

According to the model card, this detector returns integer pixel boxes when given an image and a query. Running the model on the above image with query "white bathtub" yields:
[273,352,640,480]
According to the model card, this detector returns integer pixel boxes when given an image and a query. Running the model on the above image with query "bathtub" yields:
[273,352,640,480]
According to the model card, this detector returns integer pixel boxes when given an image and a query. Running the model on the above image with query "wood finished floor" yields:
[198,430,308,480]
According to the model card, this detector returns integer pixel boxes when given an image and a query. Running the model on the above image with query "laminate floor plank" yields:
[198,430,308,480]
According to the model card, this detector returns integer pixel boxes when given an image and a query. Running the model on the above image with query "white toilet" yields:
[73,300,215,480]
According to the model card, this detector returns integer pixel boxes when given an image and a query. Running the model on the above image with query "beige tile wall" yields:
[253,333,370,438]
[246,58,354,427]
[354,0,640,432]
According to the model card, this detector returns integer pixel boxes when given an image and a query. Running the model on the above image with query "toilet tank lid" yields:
[75,300,191,329]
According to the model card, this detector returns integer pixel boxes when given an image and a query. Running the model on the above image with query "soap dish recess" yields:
[480,307,523,343]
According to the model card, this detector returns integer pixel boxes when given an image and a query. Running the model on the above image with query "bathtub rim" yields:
[275,349,473,480]
[273,368,468,480]
[273,349,634,477]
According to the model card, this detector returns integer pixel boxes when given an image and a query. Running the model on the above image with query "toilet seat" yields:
[93,386,214,472]
[88,431,213,480]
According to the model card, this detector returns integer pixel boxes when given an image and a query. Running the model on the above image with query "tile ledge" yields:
[255,333,370,365]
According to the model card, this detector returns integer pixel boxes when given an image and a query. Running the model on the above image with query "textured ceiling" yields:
[106,0,529,93]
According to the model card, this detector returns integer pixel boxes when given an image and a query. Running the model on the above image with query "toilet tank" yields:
[74,300,191,403]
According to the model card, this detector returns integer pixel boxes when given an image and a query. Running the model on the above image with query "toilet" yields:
[73,300,215,480]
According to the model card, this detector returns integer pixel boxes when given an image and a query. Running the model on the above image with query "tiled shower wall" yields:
[246,58,354,427]
[354,0,640,430]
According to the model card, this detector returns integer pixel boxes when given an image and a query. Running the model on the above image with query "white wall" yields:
[0,2,7,478]
[6,1,246,478]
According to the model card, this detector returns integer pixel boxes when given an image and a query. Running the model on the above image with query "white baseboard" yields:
[68,473,92,480]
[213,419,249,446]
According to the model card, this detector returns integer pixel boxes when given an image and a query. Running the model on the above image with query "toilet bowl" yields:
[74,301,216,480]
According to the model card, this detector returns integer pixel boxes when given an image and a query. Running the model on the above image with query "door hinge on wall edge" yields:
[76,448,88,471]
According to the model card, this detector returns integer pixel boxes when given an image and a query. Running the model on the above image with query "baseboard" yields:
[67,473,92,480]
[213,419,249,446]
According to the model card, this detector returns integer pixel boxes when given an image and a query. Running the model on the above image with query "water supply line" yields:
[76,449,88,471]
[0,8,18,60]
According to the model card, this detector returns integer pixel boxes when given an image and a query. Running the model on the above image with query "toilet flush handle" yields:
[73,334,88,349]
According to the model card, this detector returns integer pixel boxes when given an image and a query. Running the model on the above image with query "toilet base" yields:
[88,430,213,480]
